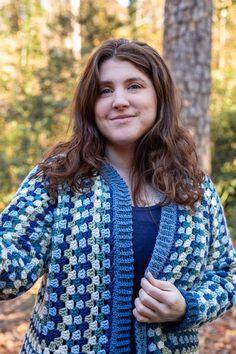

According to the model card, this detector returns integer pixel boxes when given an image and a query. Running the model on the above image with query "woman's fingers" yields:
[134,297,157,319]
[133,272,187,323]
[133,296,172,323]
[140,277,175,305]
[147,272,174,291]
[133,308,151,323]
[138,288,162,312]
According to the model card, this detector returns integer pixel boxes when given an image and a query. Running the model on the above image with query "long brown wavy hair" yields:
[38,38,204,208]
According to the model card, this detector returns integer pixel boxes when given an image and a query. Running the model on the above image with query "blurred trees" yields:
[0,0,78,206]
[0,0,235,237]
[210,0,236,238]
[0,0,125,207]
[128,0,164,47]
[80,0,125,56]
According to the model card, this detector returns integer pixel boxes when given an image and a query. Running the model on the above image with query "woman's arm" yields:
[173,176,236,329]
[0,167,56,300]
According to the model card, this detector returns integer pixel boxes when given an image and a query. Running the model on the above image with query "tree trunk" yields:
[164,0,213,174]
[70,0,81,60]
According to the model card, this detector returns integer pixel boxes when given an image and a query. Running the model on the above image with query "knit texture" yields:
[0,164,236,354]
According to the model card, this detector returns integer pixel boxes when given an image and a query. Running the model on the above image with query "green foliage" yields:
[128,0,164,49]
[80,0,125,55]
[211,68,236,239]
[0,0,76,209]
[0,0,126,210]
[0,0,235,244]
[210,0,236,239]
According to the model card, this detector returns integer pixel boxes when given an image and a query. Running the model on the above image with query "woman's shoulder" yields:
[200,175,219,200]
[15,165,55,202]
[196,174,224,216]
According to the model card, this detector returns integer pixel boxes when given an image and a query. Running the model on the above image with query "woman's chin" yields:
[107,138,138,148]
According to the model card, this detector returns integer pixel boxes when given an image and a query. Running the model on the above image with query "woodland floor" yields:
[0,279,235,354]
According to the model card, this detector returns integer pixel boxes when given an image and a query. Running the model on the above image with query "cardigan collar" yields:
[101,163,177,353]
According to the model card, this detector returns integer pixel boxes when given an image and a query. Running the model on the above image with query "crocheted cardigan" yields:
[0,164,236,354]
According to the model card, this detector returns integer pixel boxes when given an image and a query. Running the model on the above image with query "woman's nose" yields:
[112,90,130,109]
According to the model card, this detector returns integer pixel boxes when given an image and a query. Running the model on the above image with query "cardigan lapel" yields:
[136,202,177,354]
[101,163,177,353]
[102,164,134,353]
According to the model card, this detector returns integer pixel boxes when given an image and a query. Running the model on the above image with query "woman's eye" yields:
[129,84,142,90]
[100,88,112,95]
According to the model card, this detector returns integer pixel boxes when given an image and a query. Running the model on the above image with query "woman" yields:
[0,38,235,354]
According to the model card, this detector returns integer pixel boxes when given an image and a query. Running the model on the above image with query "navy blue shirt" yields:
[130,205,161,353]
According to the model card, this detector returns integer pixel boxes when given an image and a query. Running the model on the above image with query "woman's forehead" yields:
[98,58,150,83]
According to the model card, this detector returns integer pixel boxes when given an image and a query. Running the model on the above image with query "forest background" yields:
[0,0,235,353]
[0,0,235,239]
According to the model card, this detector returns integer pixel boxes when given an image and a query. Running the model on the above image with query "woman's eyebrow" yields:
[99,77,147,85]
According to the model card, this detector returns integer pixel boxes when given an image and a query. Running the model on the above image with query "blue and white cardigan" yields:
[0,164,235,354]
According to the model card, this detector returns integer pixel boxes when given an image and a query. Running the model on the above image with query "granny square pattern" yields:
[0,164,236,353]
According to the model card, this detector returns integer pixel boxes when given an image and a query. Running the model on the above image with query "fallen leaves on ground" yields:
[199,306,236,354]
[0,279,235,354]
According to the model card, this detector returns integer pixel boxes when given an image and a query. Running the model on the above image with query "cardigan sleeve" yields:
[171,176,236,330]
[0,166,56,300]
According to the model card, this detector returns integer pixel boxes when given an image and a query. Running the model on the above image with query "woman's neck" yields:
[105,144,135,172]
[105,144,135,187]
[105,143,160,207]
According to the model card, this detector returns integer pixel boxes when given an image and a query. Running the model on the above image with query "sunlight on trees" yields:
[0,0,235,238]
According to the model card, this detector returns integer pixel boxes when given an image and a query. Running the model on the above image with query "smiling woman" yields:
[0,38,235,354]
[95,59,157,150]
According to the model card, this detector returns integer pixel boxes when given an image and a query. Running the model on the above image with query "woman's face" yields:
[94,58,157,150]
